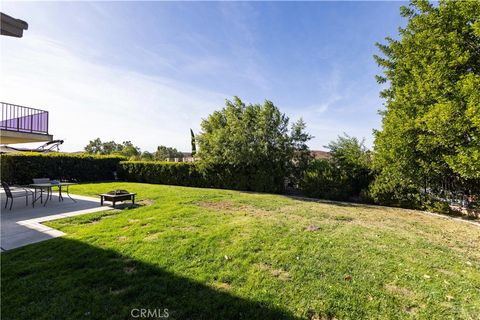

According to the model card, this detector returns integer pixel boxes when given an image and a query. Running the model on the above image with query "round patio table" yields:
[29,182,77,207]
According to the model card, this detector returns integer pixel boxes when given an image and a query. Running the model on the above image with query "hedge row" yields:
[1,154,286,192]
[0,153,125,185]
[117,161,287,193]
[117,161,204,187]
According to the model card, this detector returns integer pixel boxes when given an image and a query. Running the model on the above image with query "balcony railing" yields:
[0,102,49,134]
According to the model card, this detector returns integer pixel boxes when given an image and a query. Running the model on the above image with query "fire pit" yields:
[99,190,136,208]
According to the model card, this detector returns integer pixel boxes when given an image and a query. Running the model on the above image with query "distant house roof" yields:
[311,150,331,159]
[1,12,28,38]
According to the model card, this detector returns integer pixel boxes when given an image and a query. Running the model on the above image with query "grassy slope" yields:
[2,182,480,319]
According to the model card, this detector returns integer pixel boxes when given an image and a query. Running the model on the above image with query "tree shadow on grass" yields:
[1,238,299,320]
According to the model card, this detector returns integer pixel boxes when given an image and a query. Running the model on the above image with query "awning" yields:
[1,12,28,38]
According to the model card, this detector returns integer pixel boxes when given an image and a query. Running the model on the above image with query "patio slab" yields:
[1,193,112,251]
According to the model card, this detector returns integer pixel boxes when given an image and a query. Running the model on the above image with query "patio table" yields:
[29,182,77,207]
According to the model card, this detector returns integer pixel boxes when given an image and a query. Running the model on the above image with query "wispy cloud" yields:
[286,64,380,150]
[1,35,226,152]
[218,2,271,92]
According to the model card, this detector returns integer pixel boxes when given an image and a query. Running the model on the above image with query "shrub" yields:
[300,159,352,201]
[301,135,374,202]
[117,161,205,187]
[423,199,452,215]
[326,134,373,197]
[0,153,125,185]
[368,173,422,209]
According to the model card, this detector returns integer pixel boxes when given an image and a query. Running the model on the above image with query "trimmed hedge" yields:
[0,153,125,185]
[118,161,205,187]
[117,161,287,192]
[301,159,373,202]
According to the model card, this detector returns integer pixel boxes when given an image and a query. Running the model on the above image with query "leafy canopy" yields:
[154,145,183,161]
[83,138,187,161]
[197,96,312,192]
[372,0,480,205]
[84,138,140,158]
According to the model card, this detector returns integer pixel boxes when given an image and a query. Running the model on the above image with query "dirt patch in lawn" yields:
[385,283,416,298]
[211,282,232,291]
[257,263,291,281]
[143,233,160,241]
[139,199,155,206]
[305,225,321,231]
[194,201,272,217]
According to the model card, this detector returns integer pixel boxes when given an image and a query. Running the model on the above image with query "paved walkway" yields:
[1,194,112,251]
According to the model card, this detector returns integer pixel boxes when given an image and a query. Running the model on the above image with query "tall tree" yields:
[154,145,183,161]
[102,141,122,155]
[119,141,141,159]
[372,0,480,205]
[140,151,154,161]
[190,129,197,156]
[197,96,312,193]
[84,138,103,154]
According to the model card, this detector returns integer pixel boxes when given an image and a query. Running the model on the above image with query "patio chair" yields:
[1,181,33,210]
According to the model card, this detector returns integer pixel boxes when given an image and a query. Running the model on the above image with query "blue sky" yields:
[1,1,406,152]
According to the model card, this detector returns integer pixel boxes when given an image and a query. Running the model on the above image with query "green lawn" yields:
[2,183,480,319]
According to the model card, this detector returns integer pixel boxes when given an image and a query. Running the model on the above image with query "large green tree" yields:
[84,138,140,159]
[372,0,480,206]
[84,138,104,154]
[197,97,312,193]
[154,145,183,161]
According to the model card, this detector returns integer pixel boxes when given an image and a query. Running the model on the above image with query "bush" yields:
[118,161,205,187]
[300,157,374,202]
[423,199,452,215]
[368,174,422,209]
[0,153,125,185]
[300,159,352,201]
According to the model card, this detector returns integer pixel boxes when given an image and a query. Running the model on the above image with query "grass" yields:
[2,182,480,319]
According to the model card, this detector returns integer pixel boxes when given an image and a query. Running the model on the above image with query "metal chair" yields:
[1,181,33,210]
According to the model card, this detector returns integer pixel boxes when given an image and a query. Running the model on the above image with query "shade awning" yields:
[1,12,28,38]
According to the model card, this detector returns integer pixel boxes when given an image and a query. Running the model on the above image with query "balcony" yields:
[1,102,53,144]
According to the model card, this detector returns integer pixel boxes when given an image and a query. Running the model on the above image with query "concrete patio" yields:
[1,193,112,251]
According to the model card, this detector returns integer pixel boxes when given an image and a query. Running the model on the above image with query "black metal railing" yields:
[0,102,49,134]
